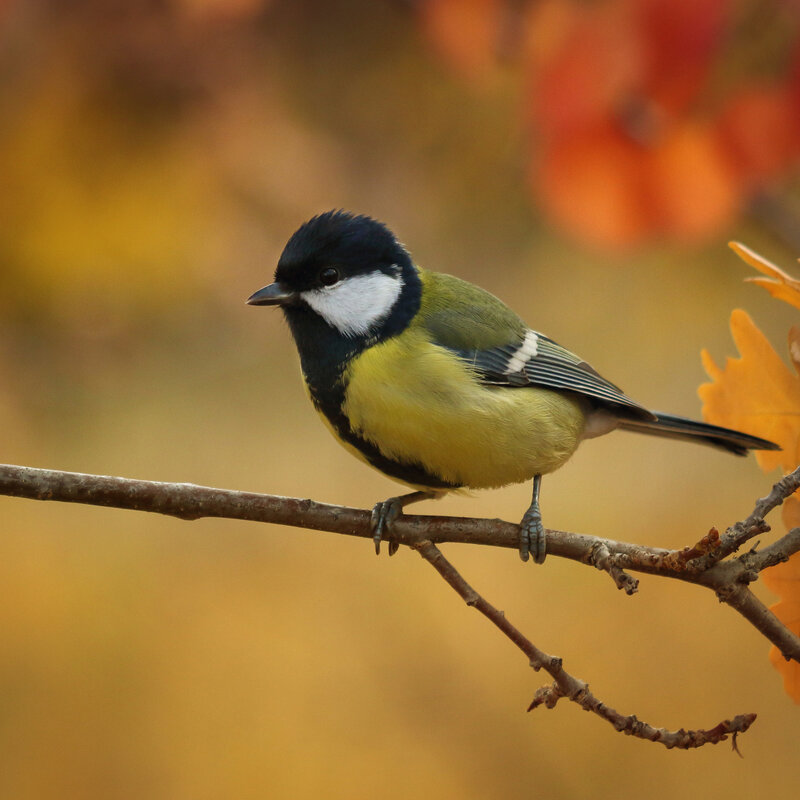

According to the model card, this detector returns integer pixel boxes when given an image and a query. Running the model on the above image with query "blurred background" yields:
[1,0,800,797]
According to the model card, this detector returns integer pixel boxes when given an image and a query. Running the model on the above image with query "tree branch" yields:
[695,467,800,568]
[2,461,798,747]
[415,540,756,750]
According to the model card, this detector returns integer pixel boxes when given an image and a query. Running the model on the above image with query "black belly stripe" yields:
[307,380,459,491]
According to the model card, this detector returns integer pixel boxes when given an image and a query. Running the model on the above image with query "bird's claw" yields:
[519,507,546,564]
[371,497,403,556]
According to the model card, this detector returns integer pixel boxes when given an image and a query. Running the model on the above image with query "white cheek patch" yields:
[505,330,539,374]
[301,271,404,338]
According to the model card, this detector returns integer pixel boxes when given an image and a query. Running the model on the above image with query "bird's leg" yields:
[371,490,439,556]
[519,474,546,564]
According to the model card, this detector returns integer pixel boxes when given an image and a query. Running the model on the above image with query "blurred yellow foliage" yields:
[169,0,273,22]
[2,3,800,796]
[0,60,214,318]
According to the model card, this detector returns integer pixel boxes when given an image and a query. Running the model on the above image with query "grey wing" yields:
[450,330,655,421]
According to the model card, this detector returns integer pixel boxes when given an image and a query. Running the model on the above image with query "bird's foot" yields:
[371,497,404,556]
[519,506,546,564]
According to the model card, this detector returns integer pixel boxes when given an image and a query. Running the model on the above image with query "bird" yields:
[247,210,779,563]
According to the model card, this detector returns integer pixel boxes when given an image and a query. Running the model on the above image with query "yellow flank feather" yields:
[341,327,588,490]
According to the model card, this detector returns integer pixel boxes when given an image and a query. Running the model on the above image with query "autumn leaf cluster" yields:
[701,243,800,702]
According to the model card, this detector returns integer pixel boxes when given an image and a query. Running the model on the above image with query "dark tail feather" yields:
[617,412,780,456]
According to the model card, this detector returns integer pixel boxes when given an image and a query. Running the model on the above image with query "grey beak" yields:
[246,283,297,306]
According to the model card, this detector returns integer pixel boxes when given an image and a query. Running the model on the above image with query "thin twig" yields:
[658,527,722,573]
[750,528,800,571]
[414,540,757,749]
[700,468,800,567]
[587,541,639,594]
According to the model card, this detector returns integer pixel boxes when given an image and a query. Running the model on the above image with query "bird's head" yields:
[247,210,421,341]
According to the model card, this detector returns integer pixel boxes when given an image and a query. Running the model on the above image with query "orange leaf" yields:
[699,309,800,473]
[529,1,641,139]
[703,246,800,704]
[763,476,800,704]
[790,327,800,376]
[767,599,800,704]
[535,124,650,248]
[646,122,740,241]
[782,492,800,531]
[728,241,800,311]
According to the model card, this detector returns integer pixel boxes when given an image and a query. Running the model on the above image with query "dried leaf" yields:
[789,326,800,376]
[729,241,800,311]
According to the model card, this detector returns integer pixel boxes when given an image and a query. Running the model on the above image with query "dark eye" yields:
[319,267,340,287]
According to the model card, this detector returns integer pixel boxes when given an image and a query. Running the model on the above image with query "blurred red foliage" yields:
[420,0,800,248]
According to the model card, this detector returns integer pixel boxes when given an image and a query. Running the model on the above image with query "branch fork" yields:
[2,462,799,749]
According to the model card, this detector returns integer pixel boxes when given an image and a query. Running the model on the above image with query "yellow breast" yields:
[340,330,587,490]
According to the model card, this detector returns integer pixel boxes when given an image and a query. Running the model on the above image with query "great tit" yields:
[247,210,779,563]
